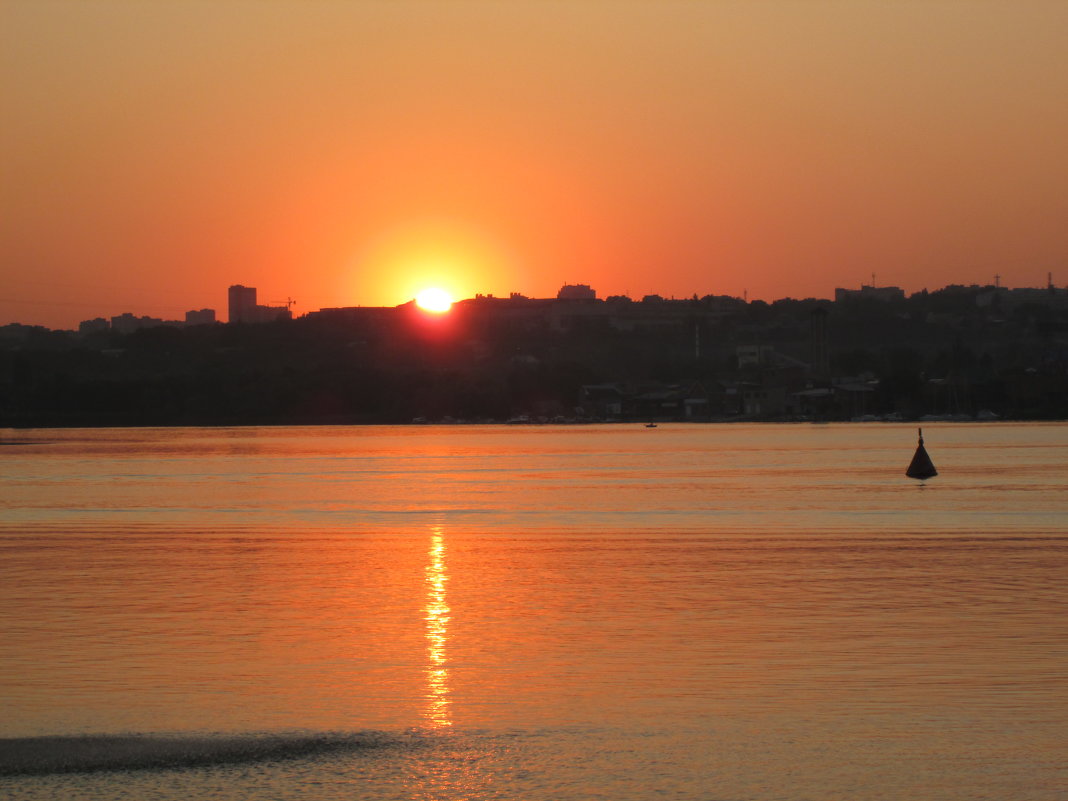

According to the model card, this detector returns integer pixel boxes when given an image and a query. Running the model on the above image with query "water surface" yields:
[2,423,1066,799]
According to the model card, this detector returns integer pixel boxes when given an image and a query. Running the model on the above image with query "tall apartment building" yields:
[228,285,258,323]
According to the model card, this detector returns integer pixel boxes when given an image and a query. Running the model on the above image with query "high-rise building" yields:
[228,285,257,323]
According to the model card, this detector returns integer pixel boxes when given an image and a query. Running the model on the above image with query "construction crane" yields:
[270,297,296,310]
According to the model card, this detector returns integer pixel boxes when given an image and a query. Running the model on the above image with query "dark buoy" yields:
[906,427,937,479]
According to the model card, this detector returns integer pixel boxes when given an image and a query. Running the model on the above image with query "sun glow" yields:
[350,218,518,309]
[415,287,454,313]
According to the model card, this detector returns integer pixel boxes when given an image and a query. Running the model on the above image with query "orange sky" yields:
[3,1,1067,328]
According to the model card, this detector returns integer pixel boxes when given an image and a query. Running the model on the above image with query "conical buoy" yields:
[906,427,937,479]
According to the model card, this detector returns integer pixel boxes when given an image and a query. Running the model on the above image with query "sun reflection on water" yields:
[424,527,452,727]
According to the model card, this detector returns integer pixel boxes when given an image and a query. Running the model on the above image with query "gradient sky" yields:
[3,1,1067,328]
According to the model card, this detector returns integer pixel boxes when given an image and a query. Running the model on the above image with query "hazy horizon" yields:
[4,276,1062,332]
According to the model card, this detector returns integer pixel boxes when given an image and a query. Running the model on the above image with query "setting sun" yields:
[415,287,454,313]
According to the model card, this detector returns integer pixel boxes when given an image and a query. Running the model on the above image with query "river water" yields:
[1,423,1065,799]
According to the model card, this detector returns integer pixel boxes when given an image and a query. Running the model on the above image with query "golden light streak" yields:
[424,526,452,727]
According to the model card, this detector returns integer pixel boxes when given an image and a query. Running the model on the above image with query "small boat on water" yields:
[906,427,937,479]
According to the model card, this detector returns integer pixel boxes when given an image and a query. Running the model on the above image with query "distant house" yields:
[791,387,835,418]
[557,284,597,300]
[834,284,905,302]
[185,308,216,326]
[110,313,167,334]
[580,383,624,419]
[78,318,109,334]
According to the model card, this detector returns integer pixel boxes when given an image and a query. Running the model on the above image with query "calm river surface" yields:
[1,423,1066,800]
